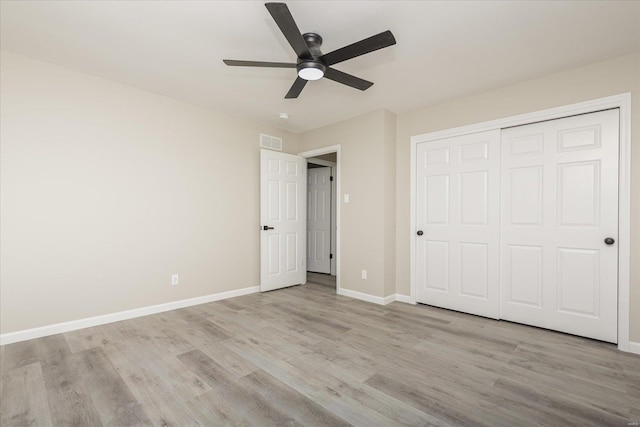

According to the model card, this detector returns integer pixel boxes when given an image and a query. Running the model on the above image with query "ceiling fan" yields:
[223,2,396,99]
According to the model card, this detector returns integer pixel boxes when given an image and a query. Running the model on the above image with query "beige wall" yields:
[0,51,298,333]
[395,53,640,341]
[383,111,397,298]
[3,48,638,343]
[299,110,396,298]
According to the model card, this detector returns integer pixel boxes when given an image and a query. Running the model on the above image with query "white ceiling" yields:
[1,1,639,133]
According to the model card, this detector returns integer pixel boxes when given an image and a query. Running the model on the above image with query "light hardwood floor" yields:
[2,276,639,426]
[307,272,336,288]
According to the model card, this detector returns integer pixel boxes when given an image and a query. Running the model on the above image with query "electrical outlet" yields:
[361,269,367,280]
[171,274,179,285]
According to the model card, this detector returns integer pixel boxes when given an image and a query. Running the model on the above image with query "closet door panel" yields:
[415,130,500,319]
[500,109,619,343]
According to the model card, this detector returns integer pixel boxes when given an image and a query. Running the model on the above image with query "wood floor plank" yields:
[63,322,128,354]
[74,347,151,426]
[178,349,303,426]
[254,325,375,382]
[0,344,4,397]
[132,314,195,356]
[45,387,104,426]
[223,331,451,426]
[171,307,233,343]
[193,341,259,378]
[222,334,395,426]
[510,342,637,393]
[101,402,151,427]
[205,304,275,337]
[103,342,208,426]
[132,388,202,426]
[40,343,102,423]
[2,277,638,426]
[1,339,41,374]
[114,315,194,357]
[183,390,249,426]
[240,369,352,427]
[365,373,515,427]
[307,272,337,287]
[0,362,52,427]
[492,377,629,426]
[499,364,634,421]
[111,337,212,401]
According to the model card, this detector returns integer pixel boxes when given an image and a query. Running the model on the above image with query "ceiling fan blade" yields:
[265,3,312,60]
[320,30,396,66]
[324,68,373,91]
[223,59,296,68]
[285,77,308,99]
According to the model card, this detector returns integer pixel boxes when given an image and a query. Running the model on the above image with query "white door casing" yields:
[500,109,619,342]
[299,146,341,294]
[307,167,332,274]
[415,130,501,319]
[260,149,306,292]
[330,166,337,276]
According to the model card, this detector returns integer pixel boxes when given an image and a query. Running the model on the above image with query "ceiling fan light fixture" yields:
[297,61,325,81]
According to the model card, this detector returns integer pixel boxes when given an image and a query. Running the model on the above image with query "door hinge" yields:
[330,176,334,181]
[330,253,333,259]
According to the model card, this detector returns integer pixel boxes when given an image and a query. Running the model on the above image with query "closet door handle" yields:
[417,230,424,236]
[604,237,615,245]
[262,226,275,231]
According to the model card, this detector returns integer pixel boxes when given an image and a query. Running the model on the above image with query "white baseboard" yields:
[385,294,414,304]
[0,285,259,346]
[337,289,414,306]
[338,288,389,305]
[394,294,414,304]
[628,341,640,355]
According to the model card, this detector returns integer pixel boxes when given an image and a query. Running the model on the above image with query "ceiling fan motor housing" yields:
[301,32,324,58]
[296,33,326,80]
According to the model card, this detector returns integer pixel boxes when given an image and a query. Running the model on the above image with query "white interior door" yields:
[307,167,331,274]
[260,149,306,292]
[500,109,619,342]
[415,130,501,319]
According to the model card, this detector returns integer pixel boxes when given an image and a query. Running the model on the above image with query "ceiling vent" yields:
[260,134,283,151]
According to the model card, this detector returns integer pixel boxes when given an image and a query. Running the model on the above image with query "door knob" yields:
[417,230,424,236]
[604,237,615,245]
[262,225,275,231]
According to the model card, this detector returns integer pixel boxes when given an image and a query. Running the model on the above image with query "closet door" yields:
[415,130,500,319]
[500,109,619,343]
